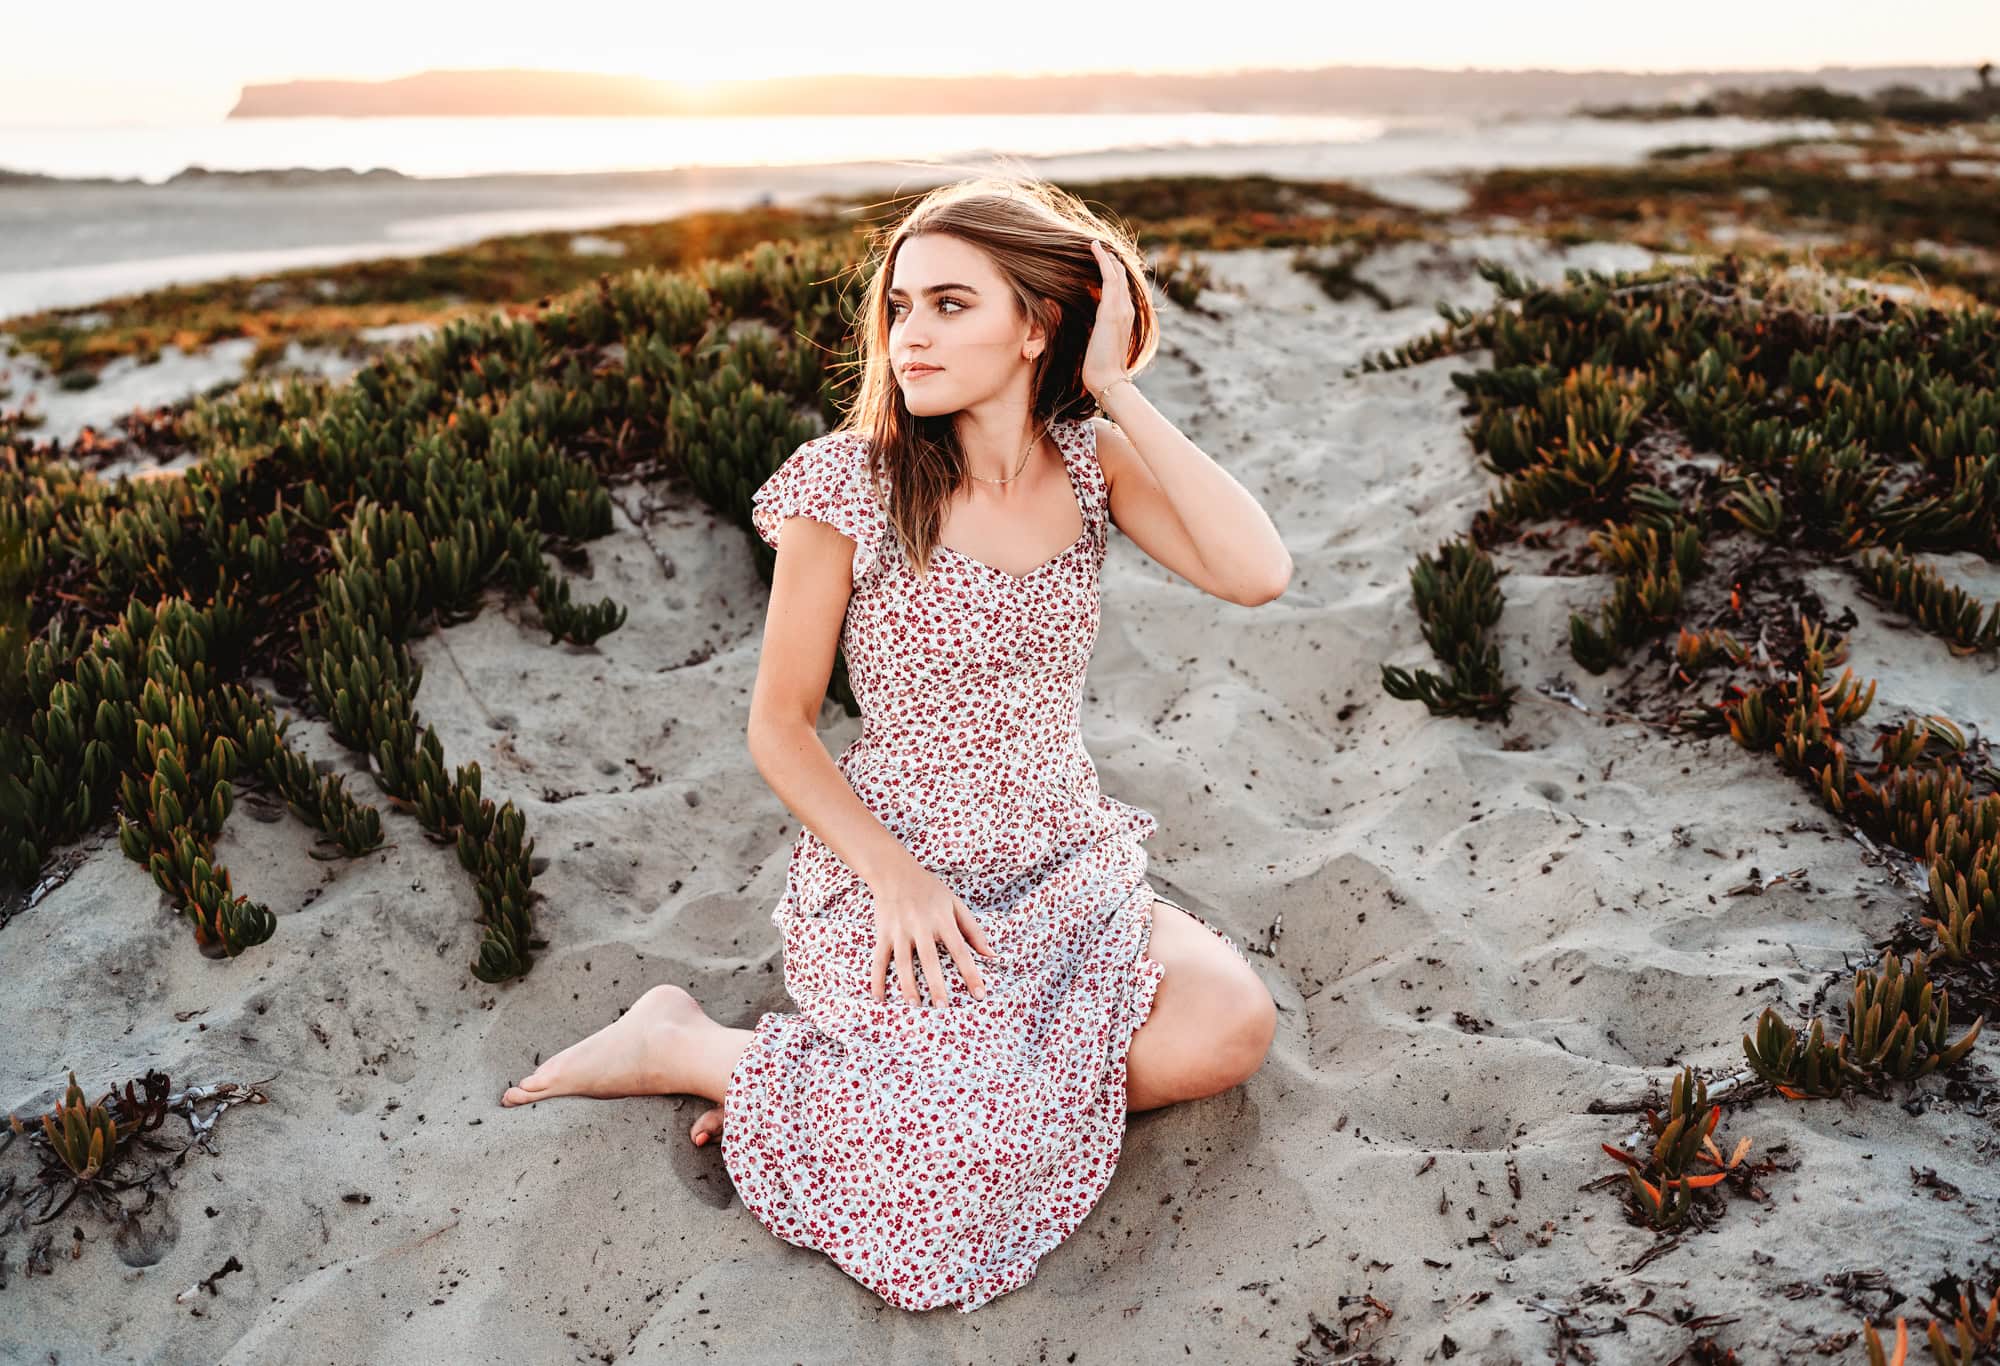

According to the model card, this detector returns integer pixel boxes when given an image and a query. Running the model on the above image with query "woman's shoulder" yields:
[783,427,867,472]
[806,430,888,493]
[758,429,875,498]
[750,429,889,569]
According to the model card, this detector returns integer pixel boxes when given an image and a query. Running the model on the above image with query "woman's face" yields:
[887,232,1040,417]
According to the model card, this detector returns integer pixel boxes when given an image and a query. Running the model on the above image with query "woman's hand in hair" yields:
[865,860,996,1008]
[1081,238,1137,398]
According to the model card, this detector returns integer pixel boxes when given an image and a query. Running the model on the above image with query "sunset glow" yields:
[3,0,1995,126]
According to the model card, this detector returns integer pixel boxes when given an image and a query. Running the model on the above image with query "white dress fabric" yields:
[723,417,1247,1312]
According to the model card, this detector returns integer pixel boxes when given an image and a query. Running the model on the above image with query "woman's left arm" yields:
[1080,238,1291,608]
[1090,391,1292,607]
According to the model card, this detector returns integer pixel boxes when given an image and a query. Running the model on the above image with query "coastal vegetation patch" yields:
[0,237,877,982]
[1371,253,1998,1348]
[1466,132,2000,306]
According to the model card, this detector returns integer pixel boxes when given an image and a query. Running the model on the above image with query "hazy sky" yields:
[4,0,1993,125]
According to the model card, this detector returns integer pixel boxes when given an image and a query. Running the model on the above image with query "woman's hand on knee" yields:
[866,863,996,1007]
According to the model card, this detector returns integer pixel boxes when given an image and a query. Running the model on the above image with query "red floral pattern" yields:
[727,417,1246,1312]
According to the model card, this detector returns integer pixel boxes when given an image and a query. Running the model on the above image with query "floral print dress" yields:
[725,416,1247,1313]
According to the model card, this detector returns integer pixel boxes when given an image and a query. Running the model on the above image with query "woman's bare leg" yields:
[686,1021,756,1144]
[1126,900,1276,1113]
[501,984,757,1146]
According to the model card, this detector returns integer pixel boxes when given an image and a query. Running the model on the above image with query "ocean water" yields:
[0,112,1396,183]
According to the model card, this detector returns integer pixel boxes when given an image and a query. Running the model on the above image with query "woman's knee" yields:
[1143,899,1276,1086]
[1220,973,1276,1081]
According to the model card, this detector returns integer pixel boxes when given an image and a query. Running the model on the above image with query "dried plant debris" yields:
[0,1067,272,1283]
[1294,1293,1395,1365]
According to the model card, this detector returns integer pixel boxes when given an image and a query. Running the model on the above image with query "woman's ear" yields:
[1022,298,1058,361]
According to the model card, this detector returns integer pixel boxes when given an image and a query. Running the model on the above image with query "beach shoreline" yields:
[0,115,1830,318]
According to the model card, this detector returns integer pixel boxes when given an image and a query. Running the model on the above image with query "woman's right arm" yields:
[745,514,916,889]
[745,514,994,1006]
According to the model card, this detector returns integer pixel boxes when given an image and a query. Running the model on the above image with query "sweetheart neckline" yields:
[932,528,1091,583]
[924,420,1096,584]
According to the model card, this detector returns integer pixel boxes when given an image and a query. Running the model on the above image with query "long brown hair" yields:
[828,173,1159,580]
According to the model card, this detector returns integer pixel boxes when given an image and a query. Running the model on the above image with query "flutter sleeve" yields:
[750,434,886,581]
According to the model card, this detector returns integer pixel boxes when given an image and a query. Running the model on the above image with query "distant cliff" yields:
[226,64,1978,119]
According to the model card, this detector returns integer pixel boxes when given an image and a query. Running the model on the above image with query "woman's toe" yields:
[690,1107,723,1146]
[503,1070,553,1105]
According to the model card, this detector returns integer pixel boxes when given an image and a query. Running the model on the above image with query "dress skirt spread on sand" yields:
[724,417,1247,1313]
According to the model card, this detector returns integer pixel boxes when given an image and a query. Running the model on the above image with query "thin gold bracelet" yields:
[1096,375,1136,409]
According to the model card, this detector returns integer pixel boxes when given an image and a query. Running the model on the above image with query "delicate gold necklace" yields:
[964,417,1052,485]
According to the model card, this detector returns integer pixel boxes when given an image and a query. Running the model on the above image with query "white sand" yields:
[5,236,1996,1361]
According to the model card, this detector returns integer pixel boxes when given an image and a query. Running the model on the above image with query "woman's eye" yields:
[890,298,963,316]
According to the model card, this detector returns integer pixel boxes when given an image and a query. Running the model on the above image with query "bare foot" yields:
[690,1105,723,1148]
[502,984,708,1107]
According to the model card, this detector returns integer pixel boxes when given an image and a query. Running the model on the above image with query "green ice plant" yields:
[5,232,880,984]
[1743,948,1984,1097]
[1854,548,2000,656]
[10,1072,121,1181]
[1379,536,1518,720]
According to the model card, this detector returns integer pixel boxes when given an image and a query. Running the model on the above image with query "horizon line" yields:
[243,58,1991,84]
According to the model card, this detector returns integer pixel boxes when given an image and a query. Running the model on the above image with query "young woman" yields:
[502,175,1290,1313]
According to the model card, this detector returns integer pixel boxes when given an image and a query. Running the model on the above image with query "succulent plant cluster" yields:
[1597,1066,1754,1232]
[1743,947,1984,1098]
[1687,629,1999,969]
[1855,547,2000,655]
[1379,537,1518,719]
[1373,258,1999,963]
[3,237,867,979]
[3,1066,267,1261]
[7,1071,160,1184]
[1378,256,1999,689]
[1569,508,1705,673]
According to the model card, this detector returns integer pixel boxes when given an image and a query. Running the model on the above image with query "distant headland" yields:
[225,63,1977,119]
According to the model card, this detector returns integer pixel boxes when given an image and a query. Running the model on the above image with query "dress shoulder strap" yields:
[1060,417,1109,523]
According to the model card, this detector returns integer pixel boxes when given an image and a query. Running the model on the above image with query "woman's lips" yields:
[904,366,942,378]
